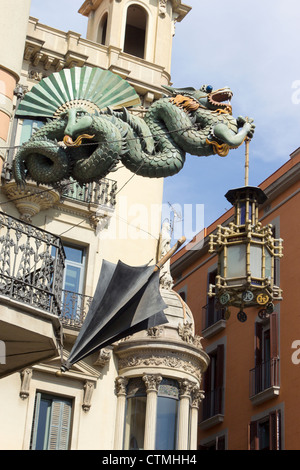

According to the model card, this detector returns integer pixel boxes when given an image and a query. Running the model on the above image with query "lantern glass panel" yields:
[250,244,262,279]
[239,202,252,225]
[265,248,272,281]
[227,244,246,278]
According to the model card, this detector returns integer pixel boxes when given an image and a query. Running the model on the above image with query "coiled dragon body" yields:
[13,84,255,186]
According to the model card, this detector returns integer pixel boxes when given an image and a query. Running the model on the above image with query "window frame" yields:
[30,392,73,450]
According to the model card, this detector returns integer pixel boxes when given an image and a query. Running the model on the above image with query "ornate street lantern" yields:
[208,140,283,322]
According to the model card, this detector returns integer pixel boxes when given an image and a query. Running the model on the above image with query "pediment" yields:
[33,349,101,383]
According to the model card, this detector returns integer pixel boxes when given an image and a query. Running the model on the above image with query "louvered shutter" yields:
[269,410,281,450]
[215,344,224,415]
[48,398,72,450]
[248,420,258,450]
[270,312,279,359]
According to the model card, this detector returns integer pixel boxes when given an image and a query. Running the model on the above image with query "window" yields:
[30,393,72,450]
[249,410,281,450]
[199,434,226,450]
[20,119,43,145]
[204,269,226,329]
[155,379,179,450]
[58,243,87,324]
[124,378,146,450]
[123,5,147,59]
[250,313,279,397]
[123,377,180,450]
[97,13,108,45]
[63,244,86,295]
[202,345,224,421]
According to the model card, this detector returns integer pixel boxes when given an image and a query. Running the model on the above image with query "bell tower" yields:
[79,0,191,103]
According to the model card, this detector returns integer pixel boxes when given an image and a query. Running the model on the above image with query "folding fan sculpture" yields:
[60,237,186,372]
[13,66,256,186]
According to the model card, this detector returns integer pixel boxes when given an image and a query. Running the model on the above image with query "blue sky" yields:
[29,0,300,235]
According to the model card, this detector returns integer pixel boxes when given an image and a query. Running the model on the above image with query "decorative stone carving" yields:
[28,69,45,81]
[115,376,128,396]
[178,322,203,349]
[159,0,167,17]
[158,221,174,290]
[143,374,162,393]
[94,348,111,368]
[118,349,204,381]
[147,325,163,337]
[2,181,60,223]
[82,380,94,412]
[19,368,32,399]
[178,322,194,343]
[191,385,205,409]
[179,378,194,399]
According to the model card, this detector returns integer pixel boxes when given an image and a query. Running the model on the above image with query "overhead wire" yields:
[0,120,195,237]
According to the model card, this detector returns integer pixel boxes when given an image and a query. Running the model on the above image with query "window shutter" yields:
[48,399,72,450]
[30,393,41,450]
[248,420,258,450]
[255,322,263,366]
[270,312,279,359]
[215,344,224,414]
[269,410,281,450]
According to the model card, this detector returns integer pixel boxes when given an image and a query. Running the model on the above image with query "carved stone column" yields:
[190,385,205,450]
[114,376,128,450]
[143,374,162,450]
[178,379,194,450]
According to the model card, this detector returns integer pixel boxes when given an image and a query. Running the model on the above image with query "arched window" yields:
[123,4,147,59]
[97,13,108,45]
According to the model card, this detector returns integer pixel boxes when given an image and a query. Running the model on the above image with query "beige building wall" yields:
[0,1,206,452]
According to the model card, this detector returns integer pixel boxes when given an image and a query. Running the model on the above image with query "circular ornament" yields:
[237,310,247,322]
[256,293,269,305]
[219,292,230,305]
[258,308,269,320]
[266,303,274,314]
[242,290,254,303]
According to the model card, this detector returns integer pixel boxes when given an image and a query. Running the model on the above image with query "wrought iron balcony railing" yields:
[61,177,117,209]
[202,301,226,330]
[0,211,65,317]
[59,289,92,328]
[249,358,280,398]
[2,163,117,210]
[201,386,224,422]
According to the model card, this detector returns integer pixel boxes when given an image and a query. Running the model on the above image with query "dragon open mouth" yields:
[208,88,233,113]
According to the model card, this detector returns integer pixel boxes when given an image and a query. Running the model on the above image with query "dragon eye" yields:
[206,85,213,93]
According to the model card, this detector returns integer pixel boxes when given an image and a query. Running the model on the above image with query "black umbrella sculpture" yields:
[60,236,186,372]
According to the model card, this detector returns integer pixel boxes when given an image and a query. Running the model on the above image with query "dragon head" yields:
[62,108,95,147]
[163,84,233,115]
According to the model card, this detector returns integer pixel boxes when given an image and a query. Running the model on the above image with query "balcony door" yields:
[61,244,86,324]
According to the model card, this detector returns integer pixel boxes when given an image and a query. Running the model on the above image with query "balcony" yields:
[202,301,227,338]
[60,289,92,329]
[0,211,65,377]
[249,358,280,405]
[200,386,224,430]
[2,164,117,225]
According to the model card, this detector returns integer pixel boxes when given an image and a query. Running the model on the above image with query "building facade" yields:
[171,148,300,450]
[0,0,210,451]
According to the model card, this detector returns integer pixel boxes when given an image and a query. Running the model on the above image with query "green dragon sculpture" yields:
[13,67,255,186]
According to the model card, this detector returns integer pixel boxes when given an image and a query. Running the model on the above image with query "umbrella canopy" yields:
[61,260,168,371]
